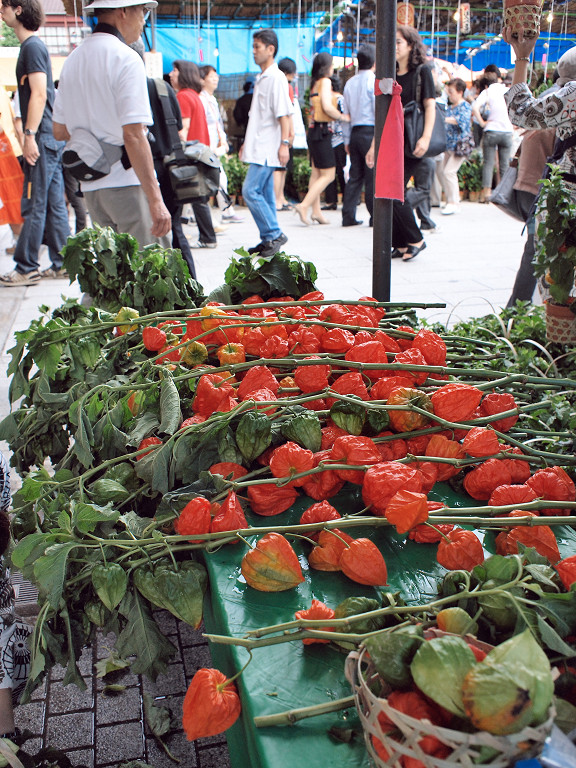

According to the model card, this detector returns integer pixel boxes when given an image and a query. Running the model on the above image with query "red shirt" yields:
[176,88,210,143]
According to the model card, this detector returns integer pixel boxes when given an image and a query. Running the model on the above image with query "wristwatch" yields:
[281,139,290,146]
[24,128,37,136]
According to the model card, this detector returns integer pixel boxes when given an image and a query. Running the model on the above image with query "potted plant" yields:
[221,154,248,204]
[457,149,483,201]
[534,165,576,343]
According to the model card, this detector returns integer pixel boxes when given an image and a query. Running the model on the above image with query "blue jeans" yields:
[481,130,513,189]
[242,163,281,243]
[14,133,70,274]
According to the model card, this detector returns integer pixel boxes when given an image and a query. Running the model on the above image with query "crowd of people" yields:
[0,0,573,304]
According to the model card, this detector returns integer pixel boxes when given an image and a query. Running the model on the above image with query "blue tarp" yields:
[153,22,317,76]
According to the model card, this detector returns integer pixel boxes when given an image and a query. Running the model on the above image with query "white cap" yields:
[84,0,157,13]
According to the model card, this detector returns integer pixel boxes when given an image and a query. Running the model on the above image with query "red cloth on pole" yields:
[374,80,404,202]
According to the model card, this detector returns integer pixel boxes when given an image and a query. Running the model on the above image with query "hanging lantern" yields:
[502,0,544,39]
[460,3,471,34]
[397,2,415,27]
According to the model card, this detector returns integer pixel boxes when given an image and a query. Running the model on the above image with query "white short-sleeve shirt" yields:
[242,62,293,167]
[54,32,152,190]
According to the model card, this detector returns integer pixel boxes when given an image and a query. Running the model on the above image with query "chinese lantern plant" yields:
[535,166,576,307]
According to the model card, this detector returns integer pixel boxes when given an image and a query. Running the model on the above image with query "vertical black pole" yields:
[372,0,397,301]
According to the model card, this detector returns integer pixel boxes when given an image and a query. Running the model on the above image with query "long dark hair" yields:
[397,25,427,71]
[173,60,203,93]
[310,52,333,90]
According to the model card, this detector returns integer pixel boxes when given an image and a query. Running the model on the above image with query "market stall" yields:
[1,229,575,767]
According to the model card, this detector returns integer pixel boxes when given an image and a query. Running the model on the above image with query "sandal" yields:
[402,242,427,261]
[391,248,406,259]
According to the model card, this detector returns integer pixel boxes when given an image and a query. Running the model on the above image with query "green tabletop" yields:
[202,484,576,768]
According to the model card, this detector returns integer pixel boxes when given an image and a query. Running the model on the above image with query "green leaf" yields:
[364,625,424,689]
[158,376,181,435]
[411,635,477,717]
[33,542,78,608]
[554,697,576,735]
[143,692,173,738]
[18,468,52,501]
[72,408,95,469]
[119,511,151,538]
[71,501,120,534]
[116,590,176,679]
[473,554,520,585]
[92,563,128,611]
[133,561,207,627]
[129,412,161,446]
[536,614,576,657]
[95,651,130,679]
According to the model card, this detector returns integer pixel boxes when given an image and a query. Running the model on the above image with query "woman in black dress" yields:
[295,53,349,226]
[393,25,437,261]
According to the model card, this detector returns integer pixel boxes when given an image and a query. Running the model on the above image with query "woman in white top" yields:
[200,65,244,223]
[471,68,515,202]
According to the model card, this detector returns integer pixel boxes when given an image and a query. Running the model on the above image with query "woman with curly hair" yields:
[392,25,437,262]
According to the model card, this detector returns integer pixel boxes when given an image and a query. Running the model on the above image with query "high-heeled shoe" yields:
[293,204,310,226]
[311,215,329,225]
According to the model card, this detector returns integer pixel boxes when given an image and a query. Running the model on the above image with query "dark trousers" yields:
[14,133,70,274]
[392,155,424,247]
[506,189,538,307]
[156,162,196,279]
[405,156,436,229]
[342,126,374,225]
[63,167,87,234]
[324,142,346,205]
[192,199,217,245]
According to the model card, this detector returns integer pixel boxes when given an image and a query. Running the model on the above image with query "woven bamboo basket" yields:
[503,0,544,38]
[345,641,554,768]
[545,301,576,344]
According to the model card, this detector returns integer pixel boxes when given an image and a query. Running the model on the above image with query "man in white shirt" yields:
[52,0,171,246]
[241,29,293,258]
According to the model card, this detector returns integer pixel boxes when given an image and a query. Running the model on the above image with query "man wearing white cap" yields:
[53,0,171,246]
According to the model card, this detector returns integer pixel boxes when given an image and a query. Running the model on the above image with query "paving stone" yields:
[143,662,187,697]
[96,671,140,692]
[16,700,45,735]
[146,731,198,767]
[197,743,232,768]
[50,664,66,682]
[49,679,94,713]
[154,610,179,636]
[95,721,144,764]
[29,678,47,702]
[95,633,118,660]
[182,645,213,680]
[178,622,206,648]
[46,712,94,751]
[97,685,142,725]
[66,749,94,767]
[77,647,95,677]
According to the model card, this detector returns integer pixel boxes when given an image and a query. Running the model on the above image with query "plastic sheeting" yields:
[154,25,317,76]
[202,482,576,768]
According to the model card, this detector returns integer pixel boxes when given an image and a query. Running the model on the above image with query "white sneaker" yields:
[222,212,245,223]
[441,204,460,216]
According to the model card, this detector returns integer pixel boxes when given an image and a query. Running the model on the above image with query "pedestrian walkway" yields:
[0,199,534,767]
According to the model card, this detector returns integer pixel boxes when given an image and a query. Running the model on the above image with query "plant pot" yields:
[459,189,468,201]
[503,0,544,39]
[545,300,576,344]
[468,190,480,202]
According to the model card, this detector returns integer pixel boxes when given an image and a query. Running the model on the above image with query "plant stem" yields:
[253,696,356,728]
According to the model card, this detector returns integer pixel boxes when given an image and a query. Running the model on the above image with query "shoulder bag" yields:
[153,79,221,204]
[404,65,447,159]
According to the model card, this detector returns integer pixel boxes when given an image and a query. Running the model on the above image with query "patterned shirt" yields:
[505,81,576,177]
[446,100,472,151]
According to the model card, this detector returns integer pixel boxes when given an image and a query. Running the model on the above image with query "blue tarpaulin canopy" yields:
[150,17,318,75]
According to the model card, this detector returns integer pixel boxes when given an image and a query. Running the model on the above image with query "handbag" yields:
[153,79,221,204]
[454,134,475,158]
[490,164,524,221]
[403,65,447,159]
